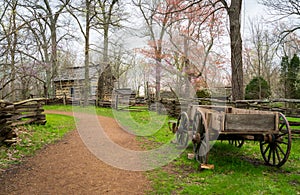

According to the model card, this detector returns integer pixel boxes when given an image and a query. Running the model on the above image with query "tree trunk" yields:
[228,0,244,100]
[11,0,18,102]
[97,24,113,104]
[50,25,58,97]
[155,58,161,101]
[84,0,91,106]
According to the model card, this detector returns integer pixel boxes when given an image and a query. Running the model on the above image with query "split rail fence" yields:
[0,98,46,145]
[149,98,300,138]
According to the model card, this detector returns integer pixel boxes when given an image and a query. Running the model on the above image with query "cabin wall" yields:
[54,79,97,100]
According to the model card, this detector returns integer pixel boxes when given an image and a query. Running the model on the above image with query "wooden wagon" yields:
[171,105,292,167]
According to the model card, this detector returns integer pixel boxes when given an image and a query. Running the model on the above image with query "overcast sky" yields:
[244,0,265,18]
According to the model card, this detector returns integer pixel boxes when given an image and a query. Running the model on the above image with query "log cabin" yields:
[53,66,99,102]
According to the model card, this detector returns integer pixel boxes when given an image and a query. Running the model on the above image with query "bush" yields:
[196,89,211,98]
[245,77,271,99]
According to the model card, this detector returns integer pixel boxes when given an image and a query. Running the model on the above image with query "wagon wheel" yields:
[260,113,292,167]
[175,112,189,147]
[192,111,209,164]
[228,139,244,148]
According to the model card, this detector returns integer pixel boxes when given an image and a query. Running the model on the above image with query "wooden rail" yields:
[0,98,46,145]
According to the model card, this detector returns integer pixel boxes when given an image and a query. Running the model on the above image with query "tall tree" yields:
[218,0,243,100]
[154,0,245,100]
[68,0,97,106]
[94,0,123,104]
[25,0,71,97]
[133,0,178,100]
[243,18,278,98]
[17,0,71,98]
[165,1,226,95]
[281,54,300,99]
[0,0,20,101]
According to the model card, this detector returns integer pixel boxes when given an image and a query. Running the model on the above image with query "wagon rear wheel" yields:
[175,112,189,147]
[260,113,292,167]
[192,111,209,164]
[228,139,244,148]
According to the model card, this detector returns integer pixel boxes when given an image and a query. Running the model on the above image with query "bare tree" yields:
[259,0,300,40]
[136,0,244,100]
[21,0,71,97]
[67,0,98,105]
[0,0,19,101]
[166,2,227,95]
[110,44,133,89]
[133,0,177,100]
[93,0,124,104]
[244,18,278,98]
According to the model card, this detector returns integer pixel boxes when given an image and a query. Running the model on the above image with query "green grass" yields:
[146,138,300,194]
[287,117,300,131]
[43,104,74,112]
[0,114,75,170]
[287,117,300,122]
[44,104,114,118]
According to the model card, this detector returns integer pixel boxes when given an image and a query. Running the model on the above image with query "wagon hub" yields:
[192,133,201,144]
[264,134,276,143]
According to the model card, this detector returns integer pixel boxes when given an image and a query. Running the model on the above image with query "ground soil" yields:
[0,111,151,195]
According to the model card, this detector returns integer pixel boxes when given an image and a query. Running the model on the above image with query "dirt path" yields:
[0,111,151,194]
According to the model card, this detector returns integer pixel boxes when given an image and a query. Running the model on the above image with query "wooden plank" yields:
[1,105,15,111]
[210,112,225,131]
[225,113,276,132]
[14,108,44,113]
[231,107,275,115]
[13,98,45,106]
[14,104,39,109]
[11,119,36,126]
[12,113,45,120]
[289,121,300,126]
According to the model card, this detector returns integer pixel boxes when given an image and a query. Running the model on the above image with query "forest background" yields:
[1,0,299,104]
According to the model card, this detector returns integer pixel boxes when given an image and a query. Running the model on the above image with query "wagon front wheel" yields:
[175,112,189,147]
[260,113,292,167]
[192,111,209,164]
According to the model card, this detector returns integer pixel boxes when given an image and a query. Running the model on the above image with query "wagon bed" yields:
[173,105,292,167]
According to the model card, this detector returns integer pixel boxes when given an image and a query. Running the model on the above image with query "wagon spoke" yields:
[276,144,286,156]
[275,147,281,163]
[279,123,285,131]
[228,139,244,148]
[192,111,209,164]
[276,140,288,145]
[262,144,270,156]
[277,131,288,137]
[272,149,276,165]
[175,112,189,147]
[261,141,268,146]
[267,147,272,163]
[260,113,292,167]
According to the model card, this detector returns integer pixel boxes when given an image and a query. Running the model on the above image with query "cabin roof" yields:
[54,66,100,82]
[114,88,136,95]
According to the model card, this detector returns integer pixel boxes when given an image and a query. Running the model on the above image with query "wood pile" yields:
[0,98,46,146]
[148,99,189,118]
